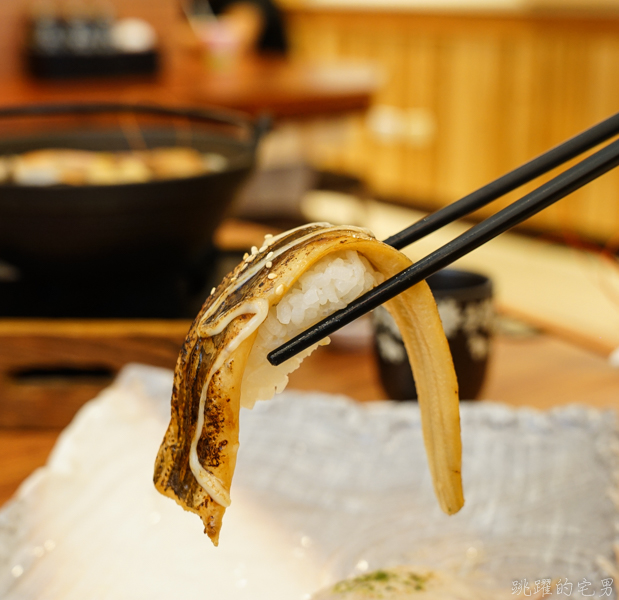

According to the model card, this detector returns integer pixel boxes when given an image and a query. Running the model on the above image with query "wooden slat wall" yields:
[286,7,619,242]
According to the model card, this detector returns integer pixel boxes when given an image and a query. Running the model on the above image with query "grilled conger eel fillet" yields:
[154,223,464,545]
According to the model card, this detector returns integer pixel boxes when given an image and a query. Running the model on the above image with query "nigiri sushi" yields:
[153,223,463,545]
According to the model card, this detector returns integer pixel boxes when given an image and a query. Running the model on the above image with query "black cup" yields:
[373,269,494,401]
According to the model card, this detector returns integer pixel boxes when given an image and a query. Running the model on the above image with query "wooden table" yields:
[0,56,377,120]
[1,328,619,507]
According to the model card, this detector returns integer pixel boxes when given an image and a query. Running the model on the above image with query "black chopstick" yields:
[383,110,619,250]
[267,135,619,366]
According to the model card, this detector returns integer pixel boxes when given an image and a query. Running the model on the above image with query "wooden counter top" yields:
[0,56,376,121]
[285,0,619,18]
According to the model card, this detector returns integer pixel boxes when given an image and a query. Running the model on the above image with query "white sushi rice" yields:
[240,250,382,408]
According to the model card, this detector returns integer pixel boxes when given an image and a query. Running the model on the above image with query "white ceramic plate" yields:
[0,364,616,599]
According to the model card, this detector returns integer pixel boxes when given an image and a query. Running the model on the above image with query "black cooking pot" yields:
[0,103,266,284]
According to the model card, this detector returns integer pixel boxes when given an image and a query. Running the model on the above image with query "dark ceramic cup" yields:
[373,268,494,401]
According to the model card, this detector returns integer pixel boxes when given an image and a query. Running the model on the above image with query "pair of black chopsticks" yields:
[267,111,619,366]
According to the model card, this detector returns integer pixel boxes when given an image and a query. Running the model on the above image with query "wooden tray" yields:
[0,319,189,428]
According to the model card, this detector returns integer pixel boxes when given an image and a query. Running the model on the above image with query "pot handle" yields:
[0,102,269,147]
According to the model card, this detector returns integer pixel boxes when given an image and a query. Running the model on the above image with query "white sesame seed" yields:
[259,245,268,253]
[210,287,216,295]
[266,261,273,268]
[243,253,248,260]
[264,233,273,239]
[266,251,274,259]
[251,246,258,255]
[267,273,276,280]
[276,284,284,295]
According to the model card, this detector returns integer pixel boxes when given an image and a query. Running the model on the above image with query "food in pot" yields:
[2,147,227,186]
[153,223,463,545]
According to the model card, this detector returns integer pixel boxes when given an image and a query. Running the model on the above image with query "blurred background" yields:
[0,0,619,501]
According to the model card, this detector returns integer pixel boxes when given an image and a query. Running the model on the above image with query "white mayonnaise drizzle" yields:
[189,299,269,507]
